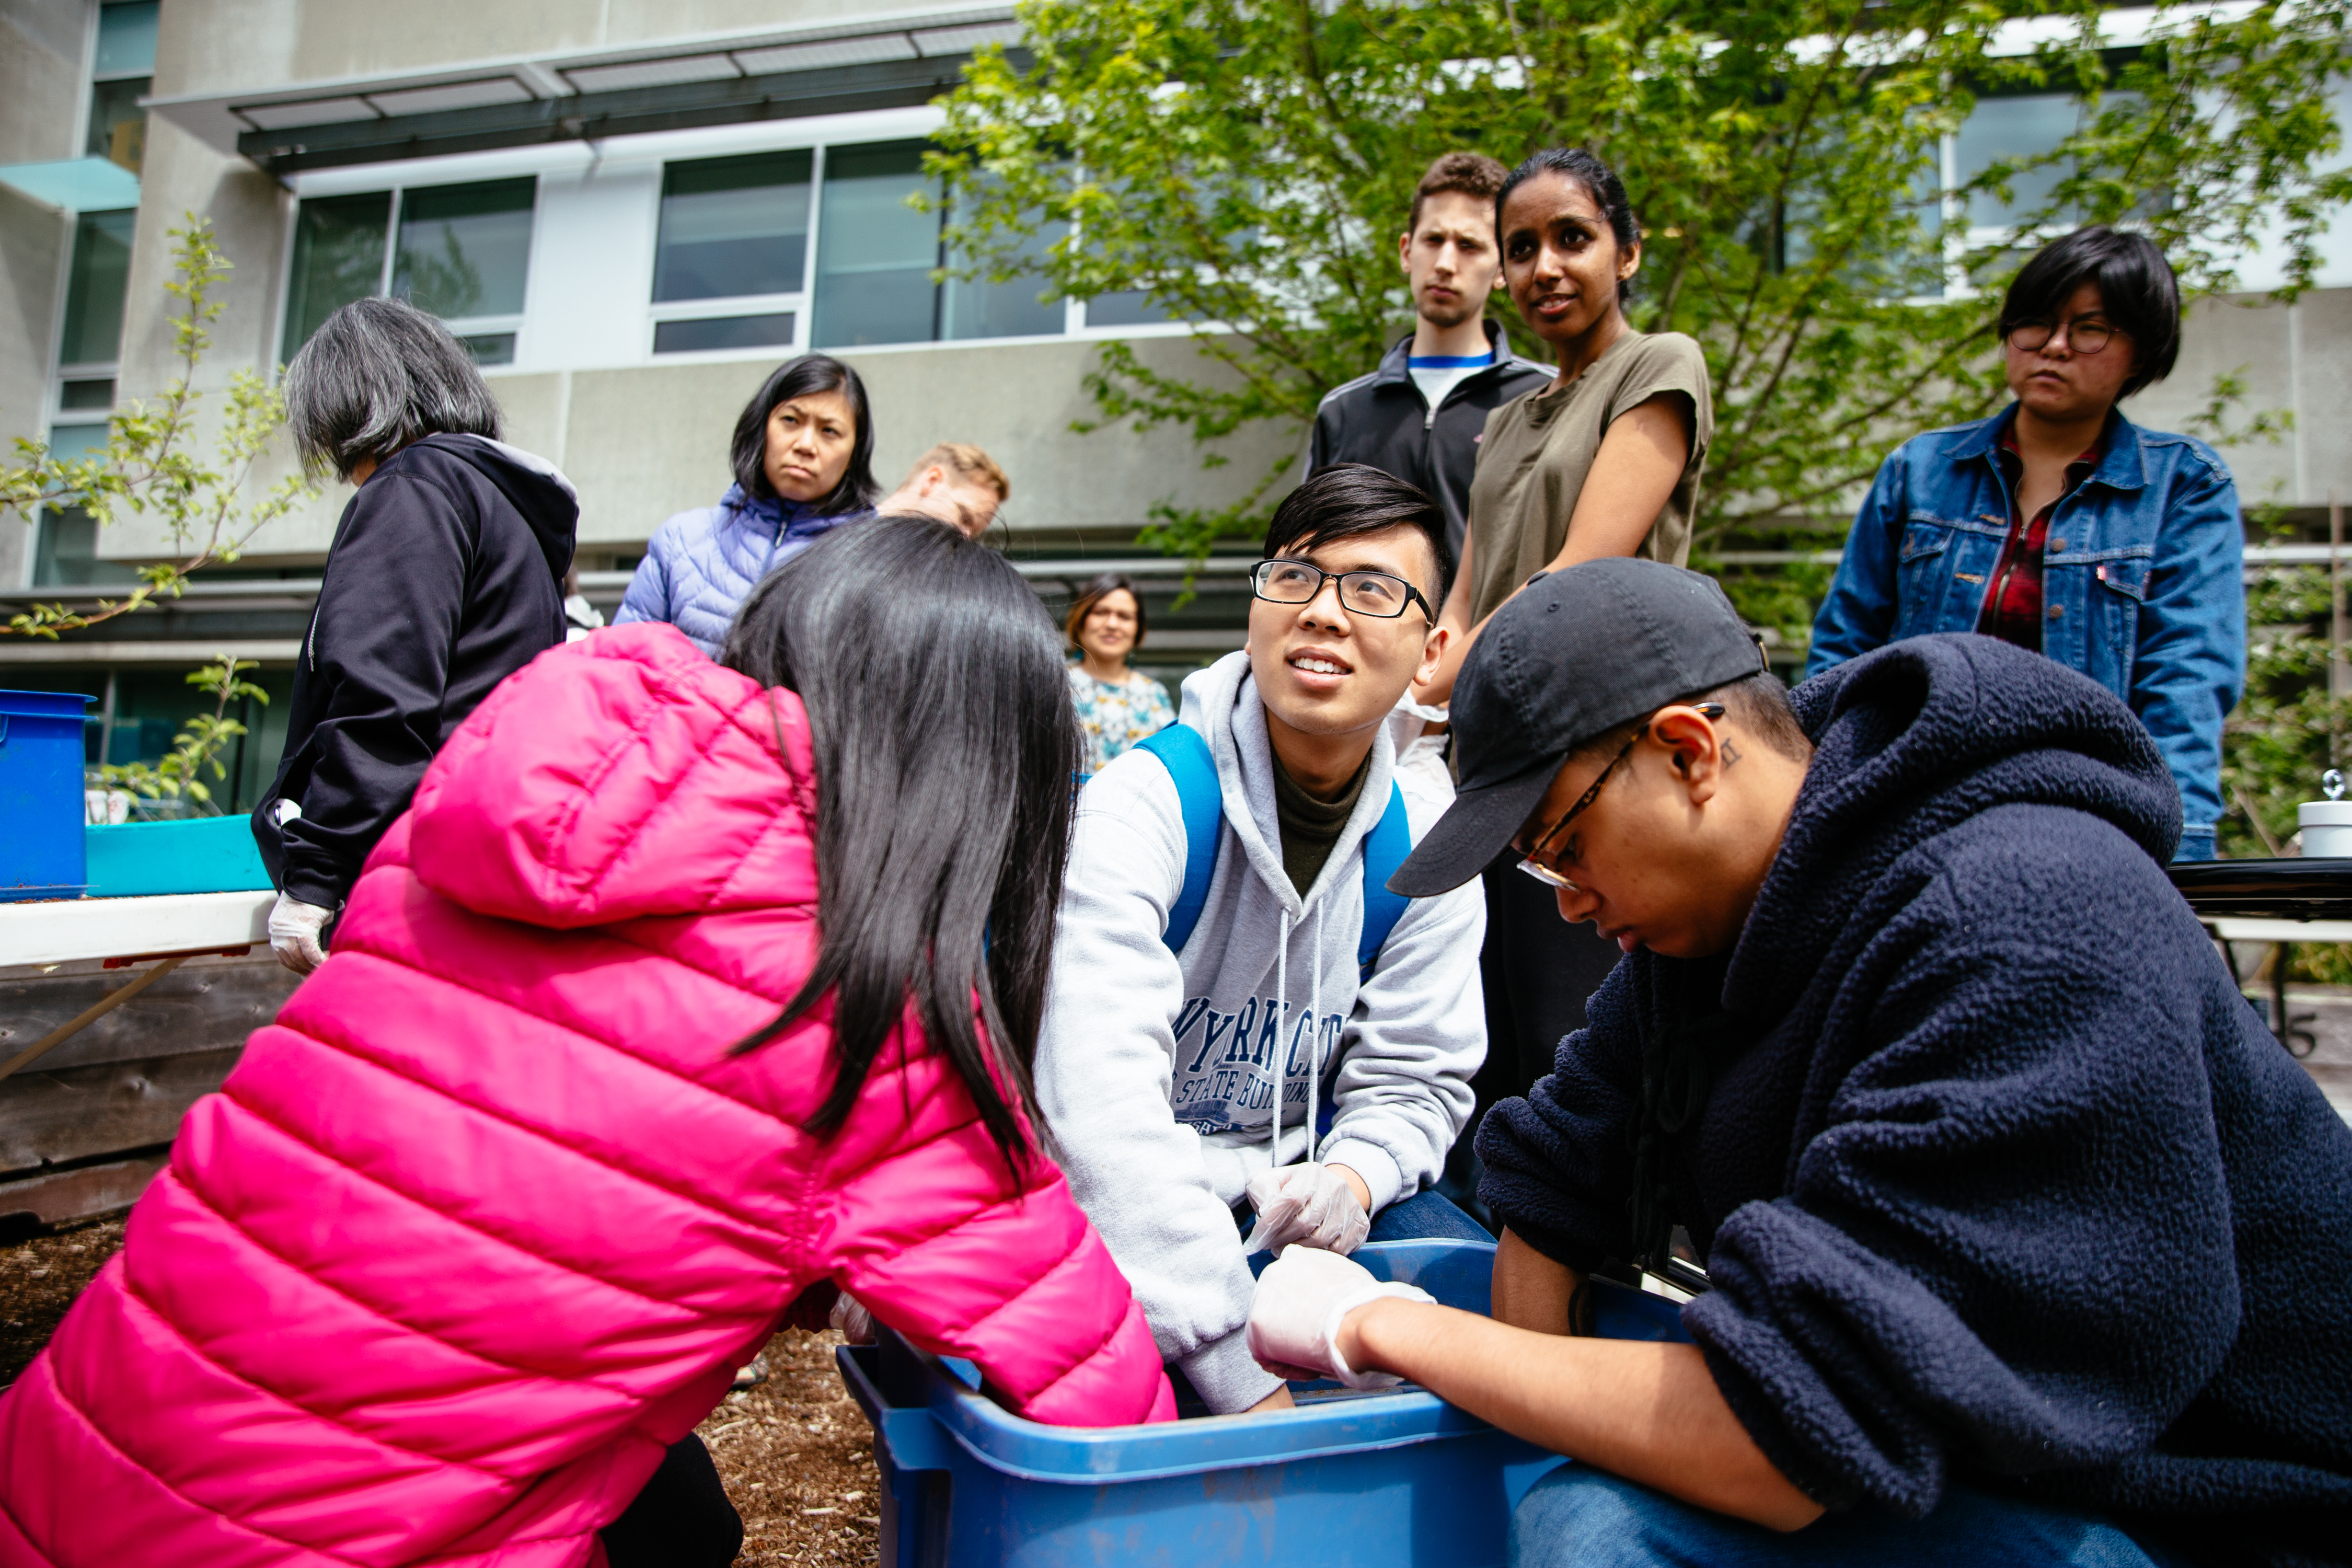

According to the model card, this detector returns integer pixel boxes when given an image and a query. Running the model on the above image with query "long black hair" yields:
[719,515,1079,1166]
[1496,147,1641,303]
[729,353,880,514]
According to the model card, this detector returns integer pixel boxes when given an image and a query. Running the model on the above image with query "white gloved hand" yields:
[267,894,335,975]
[829,1290,875,1346]
[1247,1244,1434,1389]
[1244,1162,1370,1257]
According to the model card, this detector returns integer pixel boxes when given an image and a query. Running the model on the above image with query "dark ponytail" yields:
[719,516,1080,1167]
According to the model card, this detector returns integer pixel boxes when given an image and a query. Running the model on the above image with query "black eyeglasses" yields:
[2007,317,2119,356]
[1518,704,1726,893]
[1252,558,1434,622]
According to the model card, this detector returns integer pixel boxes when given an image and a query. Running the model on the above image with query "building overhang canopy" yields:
[144,4,1021,177]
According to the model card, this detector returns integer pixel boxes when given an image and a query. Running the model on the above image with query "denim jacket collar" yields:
[1951,402,2150,495]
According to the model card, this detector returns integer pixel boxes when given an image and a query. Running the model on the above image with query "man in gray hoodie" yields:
[1036,465,1490,1415]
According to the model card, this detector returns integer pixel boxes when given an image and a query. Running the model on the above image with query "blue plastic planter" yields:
[86,815,273,897]
[838,1239,1693,1568]
[0,689,95,903]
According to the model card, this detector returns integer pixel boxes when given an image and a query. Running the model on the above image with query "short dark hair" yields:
[1265,464,1452,605]
[1066,570,1146,650]
[729,354,879,515]
[720,515,1080,1171]
[1496,147,1641,303]
[1998,225,2181,397]
[282,296,502,481]
[1409,151,1511,236]
[1566,668,1812,769]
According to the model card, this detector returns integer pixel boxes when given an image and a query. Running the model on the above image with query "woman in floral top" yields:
[1066,571,1175,778]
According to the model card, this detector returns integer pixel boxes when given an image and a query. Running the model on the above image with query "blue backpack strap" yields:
[1357,782,1412,976]
[1136,724,1223,955]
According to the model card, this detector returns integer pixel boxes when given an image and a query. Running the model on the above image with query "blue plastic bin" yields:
[837,1239,1692,1568]
[86,815,273,897]
[0,689,95,903]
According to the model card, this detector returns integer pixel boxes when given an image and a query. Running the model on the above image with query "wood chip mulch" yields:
[0,1220,878,1565]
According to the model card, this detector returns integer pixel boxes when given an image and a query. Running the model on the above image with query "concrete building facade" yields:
[2,0,2347,809]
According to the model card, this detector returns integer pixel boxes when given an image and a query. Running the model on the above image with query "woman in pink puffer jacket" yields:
[0,518,1174,1565]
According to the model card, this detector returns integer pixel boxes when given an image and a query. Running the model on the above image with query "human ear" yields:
[1416,623,1449,688]
[1647,707,1723,805]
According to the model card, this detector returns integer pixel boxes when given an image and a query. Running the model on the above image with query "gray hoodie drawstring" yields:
[1270,908,1288,1180]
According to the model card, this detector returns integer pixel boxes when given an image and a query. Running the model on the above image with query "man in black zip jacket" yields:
[1304,152,1550,562]
[1248,559,2351,1565]
[255,298,579,974]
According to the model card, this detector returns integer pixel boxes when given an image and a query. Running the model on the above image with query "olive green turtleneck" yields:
[1270,746,1371,897]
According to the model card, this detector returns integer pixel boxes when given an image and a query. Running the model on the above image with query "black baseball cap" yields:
[1390,558,1766,897]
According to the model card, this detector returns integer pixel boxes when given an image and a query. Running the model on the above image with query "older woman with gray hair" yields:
[253,296,579,975]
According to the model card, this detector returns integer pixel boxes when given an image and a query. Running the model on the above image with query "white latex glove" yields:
[829,1290,875,1346]
[1244,1162,1370,1257]
[1247,1244,1434,1389]
[268,893,334,975]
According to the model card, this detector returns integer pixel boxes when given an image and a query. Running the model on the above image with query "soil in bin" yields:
[1,1220,878,1566]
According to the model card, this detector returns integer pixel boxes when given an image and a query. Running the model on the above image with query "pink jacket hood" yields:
[0,624,1172,1567]
[405,618,818,925]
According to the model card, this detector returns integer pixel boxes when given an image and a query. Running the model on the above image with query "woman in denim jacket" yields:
[1808,227,2243,860]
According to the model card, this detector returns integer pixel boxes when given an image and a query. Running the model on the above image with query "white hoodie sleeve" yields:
[1318,874,1488,1213]
[1033,751,1285,1414]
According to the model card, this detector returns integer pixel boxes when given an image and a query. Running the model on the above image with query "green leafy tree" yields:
[935,0,2349,636]
[3,216,313,637]
[95,655,269,817]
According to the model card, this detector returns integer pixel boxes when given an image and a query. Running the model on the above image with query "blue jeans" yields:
[1511,1468,2181,1568]
[1367,1185,1492,1242]
[1232,1186,1492,1246]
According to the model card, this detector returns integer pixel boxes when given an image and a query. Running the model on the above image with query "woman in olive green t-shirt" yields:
[1421,148,1715,704]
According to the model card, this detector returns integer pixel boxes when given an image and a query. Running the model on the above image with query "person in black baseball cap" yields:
[1245,558,2352,1565]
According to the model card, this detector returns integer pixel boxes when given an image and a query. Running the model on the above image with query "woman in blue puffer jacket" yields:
[616,353,879,655]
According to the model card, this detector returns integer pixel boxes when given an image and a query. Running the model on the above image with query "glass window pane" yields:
[1958,94,2079,230]
[457,332,516,366]
[813,142,940,348]
[655,151,812,303]
[86,76,148,171]
[394,177,536,320]
[282,191,390,357]
[652,313,797,354]
[1085,289,1170,328]
[60,378,114,410]
[95,2,159,76]
[59,209,135,366]
[941,187,1066,340]
[34,426,134,589]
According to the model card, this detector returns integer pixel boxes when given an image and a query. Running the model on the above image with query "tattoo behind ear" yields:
[1721,741,1744,767]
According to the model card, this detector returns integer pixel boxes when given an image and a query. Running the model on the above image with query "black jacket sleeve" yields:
[278,470,476,906]
[1474,954,1648,1272]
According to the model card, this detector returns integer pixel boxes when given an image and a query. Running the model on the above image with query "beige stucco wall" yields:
[2124,290,2352,512]
[0,1,91,587]
[155,0,910,96]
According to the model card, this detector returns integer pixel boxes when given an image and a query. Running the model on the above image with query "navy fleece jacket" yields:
[1478,634,2352,1564]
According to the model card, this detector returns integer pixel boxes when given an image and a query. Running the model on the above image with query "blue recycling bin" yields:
[0,689,95,903]
[838,1239,1694,1568]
